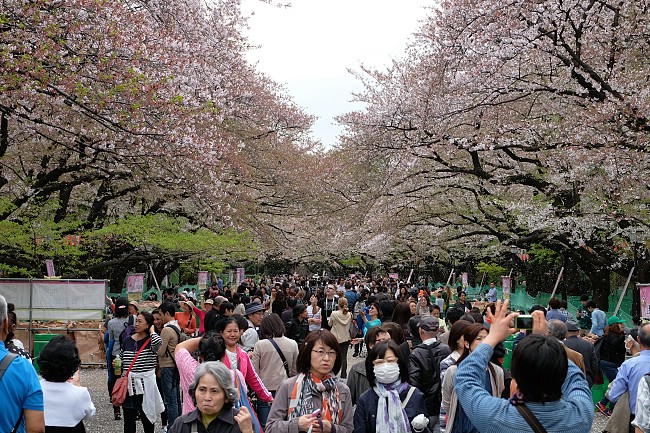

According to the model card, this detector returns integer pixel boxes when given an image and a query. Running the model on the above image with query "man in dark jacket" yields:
[285,304,309,345]
[409,317,451,433]
[564,320,599,387]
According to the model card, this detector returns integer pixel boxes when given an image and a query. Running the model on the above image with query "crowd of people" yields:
[4,275,650,433]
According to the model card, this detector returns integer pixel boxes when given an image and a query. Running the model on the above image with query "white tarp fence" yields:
[0,279,106,320]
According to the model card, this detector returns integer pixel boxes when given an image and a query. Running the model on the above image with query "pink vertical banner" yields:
[127,273,145,293]
[461,272,469,288]
[502,276,511,300]
[45,260,56,277]
[640,284,650,319]
[236,268,245,285]
[197,271,209,291]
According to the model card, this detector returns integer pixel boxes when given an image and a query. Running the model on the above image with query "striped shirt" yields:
[119,332,162,375]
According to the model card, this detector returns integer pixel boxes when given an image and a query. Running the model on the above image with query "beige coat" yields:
[328,309,352,343]
[250,336,299,392]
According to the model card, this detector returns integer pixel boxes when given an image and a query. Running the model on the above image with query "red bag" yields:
[111,337,151,407]
[111,376,129,406]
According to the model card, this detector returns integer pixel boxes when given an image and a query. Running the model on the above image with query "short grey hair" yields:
[189,361,237,405]
[548,320,567,340]
[0,295,6,324]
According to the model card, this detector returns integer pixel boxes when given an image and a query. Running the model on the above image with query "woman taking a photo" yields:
[441,323,504,433]
[361,303,382,336]
[353,341,429,433]
[307,294,322,332]
[115,312,165,433]
[328,298,352,379]
[266,329,354,433]
[168,362,254,433]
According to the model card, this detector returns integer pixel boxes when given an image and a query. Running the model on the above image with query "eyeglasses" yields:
[312,349,337,358]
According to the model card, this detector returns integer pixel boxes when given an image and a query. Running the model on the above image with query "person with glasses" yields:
[266,329,354,433]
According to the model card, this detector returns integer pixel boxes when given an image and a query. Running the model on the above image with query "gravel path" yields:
[77,353,608,433]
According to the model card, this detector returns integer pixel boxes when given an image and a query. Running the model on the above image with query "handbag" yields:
[111,337,151,406]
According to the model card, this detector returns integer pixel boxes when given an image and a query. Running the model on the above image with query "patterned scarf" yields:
[287,373,341,423]
[373,381,410,433]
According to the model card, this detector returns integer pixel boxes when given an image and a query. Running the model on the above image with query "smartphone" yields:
[310,409,321,418]
[515,315,533,330]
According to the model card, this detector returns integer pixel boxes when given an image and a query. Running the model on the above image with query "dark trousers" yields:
[340,341,350,378]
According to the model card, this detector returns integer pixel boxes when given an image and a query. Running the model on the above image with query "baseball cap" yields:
[566,321,579,332]
[607,316,626,327]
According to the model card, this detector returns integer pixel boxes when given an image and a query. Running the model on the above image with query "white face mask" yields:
[374,363,401,384]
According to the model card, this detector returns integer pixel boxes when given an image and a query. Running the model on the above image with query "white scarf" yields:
[373,381,410,433]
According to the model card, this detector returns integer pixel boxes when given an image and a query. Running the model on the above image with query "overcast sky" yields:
[240,0,431,148]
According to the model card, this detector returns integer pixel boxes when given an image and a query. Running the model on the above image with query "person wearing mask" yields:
[348,327,391,405]
[354,341,430,433]
[453,300,593,432]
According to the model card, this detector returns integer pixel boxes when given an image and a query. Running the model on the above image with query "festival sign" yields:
[45,259,56,277]
[388,273,399,280]
[236,268,245,285]
[640,284,650,319]
[197,271,209,291]
[127,273,145,293]
[461,272,469,288]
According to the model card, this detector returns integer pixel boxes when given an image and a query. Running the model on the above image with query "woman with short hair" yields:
[39,335,96,432]
[266,329,354,433]
[168,362,254,433]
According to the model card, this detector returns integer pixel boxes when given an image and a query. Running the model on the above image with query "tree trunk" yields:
[590,268,611,311]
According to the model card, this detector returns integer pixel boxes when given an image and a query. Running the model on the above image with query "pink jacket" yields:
[222,346,273,402]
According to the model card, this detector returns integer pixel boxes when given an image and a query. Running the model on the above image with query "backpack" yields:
[118,323,135,349]
[413,341,448,416]
[164,324,189,358]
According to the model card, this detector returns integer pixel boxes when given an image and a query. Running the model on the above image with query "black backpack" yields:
[413,341,448,416]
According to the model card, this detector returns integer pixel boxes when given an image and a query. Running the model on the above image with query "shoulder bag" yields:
[111,337,151,406]
[0,353,22,433]
[268,338,290,377]
[515,403,547,433]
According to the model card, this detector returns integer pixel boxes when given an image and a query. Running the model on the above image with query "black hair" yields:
[364,326,383,349]
[296,329,342,375]
[580,294,590,302]
[379,300,396,321]
[6,310,17,342]
[407,316,420,339]
[259,313,285,338]
[287,297,298,309]
[459,313,476,323]
[293,304,307,318]
[114,297,129,318]
[231,314,249,332]
[159,301,176,318]
[365,341,409,387]
[446,307,465,325]
[548,297,560,309]
[219,302,234,315]
[448,320,474,352]
[38,335,81,382]
[199,331,226,362]
[139,311,154,331]
[528,304,547,316]
[381,321,405,345]
[203,310,221,332]
[391,302,412,326]
[585,300,597,309]
[511,334,567,402]
[456,323,487,365]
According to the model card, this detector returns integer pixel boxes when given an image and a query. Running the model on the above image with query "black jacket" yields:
[168,408,243,433]
[354,385,431,433]
[285,318,309,345]
[408,340,451,415]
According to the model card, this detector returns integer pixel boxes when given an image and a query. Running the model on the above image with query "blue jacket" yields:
[455,343,593,433]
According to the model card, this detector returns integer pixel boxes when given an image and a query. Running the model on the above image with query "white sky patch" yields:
[241,0,431,148]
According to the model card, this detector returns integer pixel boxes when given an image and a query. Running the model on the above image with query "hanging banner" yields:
[236,268,245,285]
[197,271,209,291]
[45,260,56,277]
[388,273,399,280]
[640,284,650,319]
[501,276,511,300]
[462,272,469,288]
[127,273,145,293]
